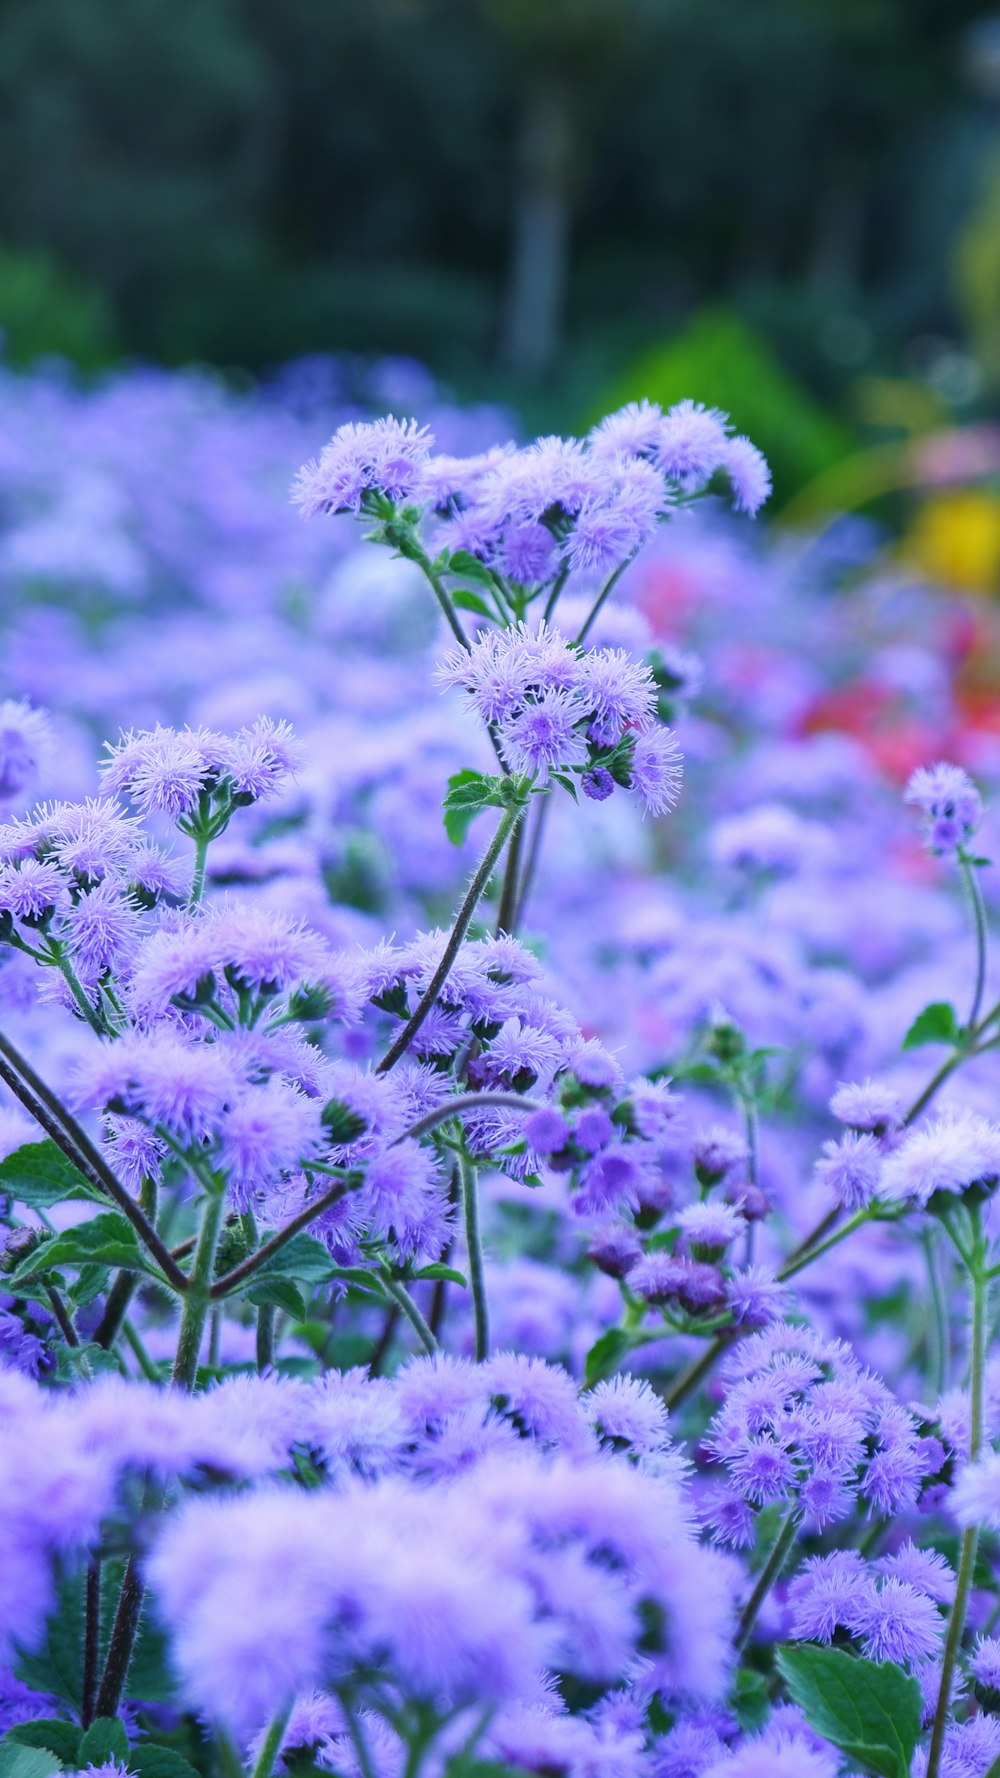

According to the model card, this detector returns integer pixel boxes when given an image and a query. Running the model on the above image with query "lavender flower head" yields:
[904,761,983,855]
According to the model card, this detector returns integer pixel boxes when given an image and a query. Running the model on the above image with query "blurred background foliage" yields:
[7,0,1000,507]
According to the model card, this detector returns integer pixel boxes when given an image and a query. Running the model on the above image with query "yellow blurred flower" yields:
[903,490,1000,593]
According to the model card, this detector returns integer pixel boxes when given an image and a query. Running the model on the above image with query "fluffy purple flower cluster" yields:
[6,368,1000,1778]
[703,1323,942,1544]
[293,402,770,595]
[439,623,683,811]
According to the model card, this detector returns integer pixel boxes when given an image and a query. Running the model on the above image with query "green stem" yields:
[459,1152,489,1361]
[53,951,110,1035]
[376,803,524,1075]
[734,1510,800,1653]
[250,1701,293,1778]
[256,1303,276,1372]
[45,1282,79,1347]
[122,1318,160,1382]
[542,564,570,624]
[777,1207,873,1281]
[188,832,210,909]
[922,1227,950,1400]
[400,535,472,652]
[512,794,549,928]
[926,1211,988,1778]
[172,1191,226,1390]
[94,1272,137,1349]
[382,1276,439,1355]
[661,1334,733,1411]
[574,557,634,646]
[959,849,989,1032]
[495,813,525,935]
[0,1029,189,1290]
[395,1091,541,1147]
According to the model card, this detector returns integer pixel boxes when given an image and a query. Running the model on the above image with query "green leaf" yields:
[442,769,503,847]
[902,1001,960,1051]
[2,1727,80,1767]
[775,1645,921,1778]
[8,1213,157,1287]
[236,1232,336,1296]
[79,1719,130,1768]
[245,1279,307,1319]
[0,1140,103,1208]
[411,1263,468,1286]
[446,550,495,587]
[451,588,494,619]
[0,1745,62,1778]
[584,1328,632,1388]
[129,1749,202,1778]
[69,1264,112,1309]
[731,1667,770,1734]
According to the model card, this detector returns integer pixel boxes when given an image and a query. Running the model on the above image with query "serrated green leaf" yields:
[234,1232,336,1297]
[129,1748,201,1778]
[443,769,502,847]
[451,588,494,619]
[902,1000,960,1051]
[78,1719,130,1768]
[245,1279,307,1319]
[8,1213,155,1286]
[54,1341,124,1383]
[3,1726,80,1767]
[446,550,495,587]
[776,1645,921,1778]
[0,1745,62,1778]
[0,1140,103,1208]
[411,1263,468,1286]
[584,1327,632,1388]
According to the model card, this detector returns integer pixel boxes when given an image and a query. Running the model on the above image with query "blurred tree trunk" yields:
[502,80,572,379]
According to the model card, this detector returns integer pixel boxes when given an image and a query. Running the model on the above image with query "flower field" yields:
[2,359,1000,1778]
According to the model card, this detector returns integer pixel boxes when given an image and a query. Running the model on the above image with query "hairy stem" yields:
[459,1151,489,1361]
[735,1510,800,1653]
[959,849,989,1032]
[0,1030,188,1290]
[256,1303,275,1373]
[927,1211,987,1778]
[188,832,210,909]
[94,1550,144,1720]
[376,804,524,1076]
[250,1702,294,1778]
[383,1276,439,1355]
[574,557,634,646]
[81,1557,101,1729]
[172,1191,226,1390]
[395,1091,540,1147]
[496,813,526,935]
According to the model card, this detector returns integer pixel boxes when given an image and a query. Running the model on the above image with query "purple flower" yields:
[878,1109,1000,1206]
[653,401,730,487]
[814,1130,883,1210]
[904,760,982,854]
[582,767,615,802]
[584,1374,670,1455]
[292,417,434,515]
[720,436,771,516]
[852,1576,944,1665]
[829,1077,904,1136]
[627,728,683,817]
[499,688,590,779]
[0,700,51,803]
[580,648,656,748]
